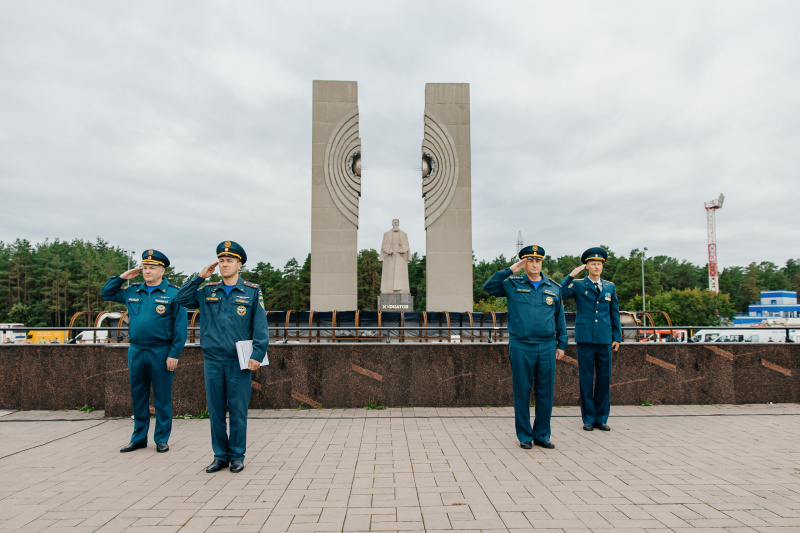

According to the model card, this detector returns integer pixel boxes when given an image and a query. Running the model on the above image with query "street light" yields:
[120,249,135,287]
[641,247,648,318]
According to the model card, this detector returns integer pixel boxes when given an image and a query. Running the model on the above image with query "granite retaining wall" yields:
[0,343,796,417]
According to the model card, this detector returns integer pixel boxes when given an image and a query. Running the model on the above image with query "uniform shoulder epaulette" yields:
[243,280,260,288]
[199,280,221,291]
[606,280,614,285]
[168,283,180,289]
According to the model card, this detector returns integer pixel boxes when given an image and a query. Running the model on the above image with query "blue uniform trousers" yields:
[509,338,556,442]
[576,343,613,425]
[128,344,174,444]
[204,358,252,462]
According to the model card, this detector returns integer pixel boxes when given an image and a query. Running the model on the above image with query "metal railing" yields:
[1,325,798,344]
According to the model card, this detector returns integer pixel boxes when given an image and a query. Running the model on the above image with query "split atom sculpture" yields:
[310,80,473,312]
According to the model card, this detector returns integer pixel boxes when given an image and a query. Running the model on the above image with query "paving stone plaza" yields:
[1,404,798,532]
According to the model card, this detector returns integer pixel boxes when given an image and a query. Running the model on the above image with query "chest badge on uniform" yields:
[545,296,553,305]
[237,305,247,316]
[156,304,166,314]
[605,295,611,301]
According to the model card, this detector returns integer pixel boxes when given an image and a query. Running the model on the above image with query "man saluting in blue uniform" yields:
[560,247,621,432]
[101,249,187,453]
[483,245,568,450]
[176,241,268,474]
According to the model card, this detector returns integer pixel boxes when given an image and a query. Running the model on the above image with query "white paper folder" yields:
[236,340,267,370]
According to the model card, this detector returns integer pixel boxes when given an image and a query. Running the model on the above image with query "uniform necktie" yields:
[595,282,601,293]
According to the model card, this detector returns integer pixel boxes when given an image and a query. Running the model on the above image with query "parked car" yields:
[690,328,790,343]
[0,323,26,344]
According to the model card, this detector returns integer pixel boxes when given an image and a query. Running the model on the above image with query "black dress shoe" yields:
[205,459,229,473]
[120,441,146,453]
[594,422,611,431]
[156,442,169,453]
[230,459,244,473]
[519,441,532,449]
[583,423,594,431]
[534,439,555,449]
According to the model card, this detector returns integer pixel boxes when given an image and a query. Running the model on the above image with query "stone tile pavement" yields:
[0,404,799,532]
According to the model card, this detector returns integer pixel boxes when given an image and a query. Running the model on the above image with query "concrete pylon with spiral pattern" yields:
[310,80,361,311]
[422,83,473,312]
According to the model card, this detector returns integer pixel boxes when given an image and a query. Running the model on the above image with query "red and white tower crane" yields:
[704,193,725,293]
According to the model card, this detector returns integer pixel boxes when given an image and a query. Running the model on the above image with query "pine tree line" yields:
[1,239,798,327]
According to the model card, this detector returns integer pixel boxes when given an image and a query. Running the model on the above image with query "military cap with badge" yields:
[141,249,170,268]
[519,244,545,260]
[581,247,608,264]
[216,241,247,264]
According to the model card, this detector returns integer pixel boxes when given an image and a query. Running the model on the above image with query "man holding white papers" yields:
[176,241,268,473]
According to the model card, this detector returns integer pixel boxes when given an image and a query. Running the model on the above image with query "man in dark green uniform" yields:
[483,245,567,449]
[560,247,621,432]
[176,241,268,473]
[101,249,187,453]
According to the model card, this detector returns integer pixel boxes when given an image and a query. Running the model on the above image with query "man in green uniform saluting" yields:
[483,245,567,450]
[560,247,621,432]
[176,241,268,473]
[101,249,187,453]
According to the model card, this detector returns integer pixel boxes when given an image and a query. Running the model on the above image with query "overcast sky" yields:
[1,1,798,275]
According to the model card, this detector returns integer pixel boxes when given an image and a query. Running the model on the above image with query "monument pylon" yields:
[422,83,473,312]
[310,80,361,311]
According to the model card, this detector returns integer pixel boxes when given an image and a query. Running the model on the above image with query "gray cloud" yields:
[1,1,798,277]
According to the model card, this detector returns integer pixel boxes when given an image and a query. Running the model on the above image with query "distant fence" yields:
[2,323,798,344]
[0,317,800,344]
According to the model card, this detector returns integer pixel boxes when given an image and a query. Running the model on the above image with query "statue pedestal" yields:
[378,293,414,312]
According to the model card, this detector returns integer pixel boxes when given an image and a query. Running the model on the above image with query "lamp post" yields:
[121,249,135,287]
[641,247,648,318]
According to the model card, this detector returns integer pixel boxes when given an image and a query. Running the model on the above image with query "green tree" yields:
[407,253,426,311]
[784,259,800,294]
[357,249,381,311]
[628,288,735,326]
[611,249,661,308]
[473,253,514,310]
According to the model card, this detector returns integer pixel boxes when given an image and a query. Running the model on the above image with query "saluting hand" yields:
[166,357,179,371]
[120,267,143,280]
[569,264,586,277]
[509,259,526,273]
[199,262,218,279]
